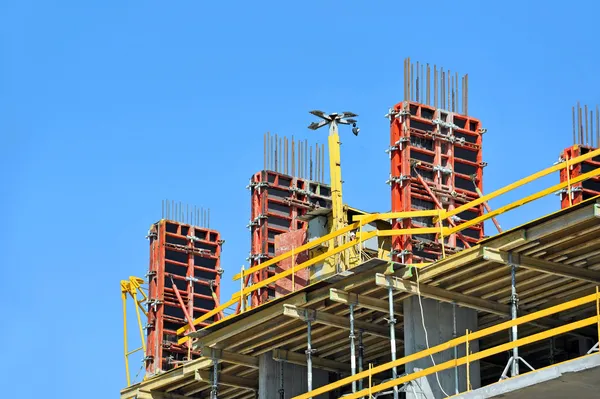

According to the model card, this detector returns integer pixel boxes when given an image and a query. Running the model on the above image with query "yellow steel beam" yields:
[290,291,598,399]
[352,209,443,221]
[445,167,600,234]
[443,147,600,221]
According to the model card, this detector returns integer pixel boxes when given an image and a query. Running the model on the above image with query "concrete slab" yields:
[453,354,600,399]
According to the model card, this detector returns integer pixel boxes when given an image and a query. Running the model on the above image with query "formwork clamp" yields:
[433,119,459,130]
[246,180,269,190]
[386,175,411,186]
[246,252,269,262]
[555,186,582,195]
[433,165,453,175]
[246,214,267,229]
[385,108,410,121]
[389,249,411,258]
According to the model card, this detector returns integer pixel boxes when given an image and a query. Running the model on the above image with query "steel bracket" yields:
[185,276,200,283]
[386,175,411,186]
[246,181,269,190]
[433,165,453,175]
[433,119,458,130]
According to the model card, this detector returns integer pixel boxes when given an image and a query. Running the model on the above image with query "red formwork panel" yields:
[560,145,600,208]
[389,100,486,263]
[273,229,310,298]
[248,170,331,307]
[146,220,223,375]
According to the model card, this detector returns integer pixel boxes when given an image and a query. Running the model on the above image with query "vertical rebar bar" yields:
[264,133,267,171]
[305,139,308,180]
[421,63,424,104]
[571,107,577,144]
[578,102,583,144]
[447,69,451,112]
[434,65,438,108]
[451,74,455,112]
[427,64,431,106]
[310,145,313,180]
[416,61,419,102]
[349,304,357,393]
[208,209,210,228]
[465,74,469,115]
[585,105,589,145]
[292,136,295,177]
[591,110,595,147]
[387,279,399,399]
[411,62,414,101]
[316,144,320,183]
[455,71,458,112]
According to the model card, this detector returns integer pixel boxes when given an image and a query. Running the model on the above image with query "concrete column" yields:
[258,353,328,399]
[404,297,480,399]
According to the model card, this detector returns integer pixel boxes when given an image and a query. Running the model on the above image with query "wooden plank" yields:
[199,347,258,368]
[375,274,510,316]
[272,348,351,373]
[482,247,600,284]
[138,390,198,399]
[195,370,257,390]
[329,288,391,313]
[525,201,599,241]
[283,304,394,338]
[192,293,307,349]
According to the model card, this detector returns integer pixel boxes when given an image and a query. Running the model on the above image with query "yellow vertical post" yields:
[292,247,295,292]
[466,329,470,392]
[122,291,131,387]
[368,363,373,397]
[240,265,246,313]
[328,132,344,271]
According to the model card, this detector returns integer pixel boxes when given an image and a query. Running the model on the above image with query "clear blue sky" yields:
[2,1,599,397]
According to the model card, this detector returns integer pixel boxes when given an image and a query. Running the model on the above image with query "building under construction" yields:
[120,58,600,399]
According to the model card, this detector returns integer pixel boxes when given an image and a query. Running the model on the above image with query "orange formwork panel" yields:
[560,145,600,208]
[145,219,223,375]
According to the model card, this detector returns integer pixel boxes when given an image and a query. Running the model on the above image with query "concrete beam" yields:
[282,304,394,338]
[272,348,351,373]
[199,347,258,368]
[482,247,600,284]
[329,288,392,314]
[375,273,510,316]
[195,370,257,391]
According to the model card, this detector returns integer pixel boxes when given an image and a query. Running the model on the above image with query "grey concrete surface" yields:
[453,353,600,399]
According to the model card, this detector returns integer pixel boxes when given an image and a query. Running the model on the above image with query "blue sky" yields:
[1,1,599,397]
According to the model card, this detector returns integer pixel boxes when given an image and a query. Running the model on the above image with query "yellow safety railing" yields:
[121,276,148,387]
[293,287,600,399]
[176,146,600,342]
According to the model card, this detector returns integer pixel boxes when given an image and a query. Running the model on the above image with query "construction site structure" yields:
[145,205,223,375]
[560,103,600,208]
[248,133,332,307]
[120,59,600,399]
[389,58,487,264]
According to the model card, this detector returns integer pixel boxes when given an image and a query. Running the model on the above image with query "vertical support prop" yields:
[387,277,399,399]
[453,302,459,395]
[358,330,364,392]
[349,303,357,393]
[510,254,519,377]
[306,316,314,397]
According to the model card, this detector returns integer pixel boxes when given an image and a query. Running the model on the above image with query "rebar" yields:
[387,279,399,399]
[349,303,357,393]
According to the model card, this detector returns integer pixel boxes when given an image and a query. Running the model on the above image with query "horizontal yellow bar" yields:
[176,295,239,336]
[233,214,380,281]
[352,210,443,221]
[292,291,597,399]
[445,146,600,220]
[233,231,378,300]
[375,227,441,237]
[446,167,600,235]
[341,315,598,399]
